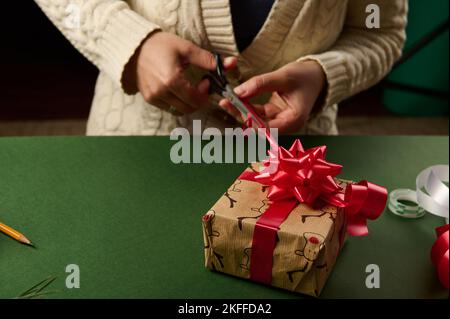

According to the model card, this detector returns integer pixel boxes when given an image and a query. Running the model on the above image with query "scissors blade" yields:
[222,85,249,117]
[222,85,267,128]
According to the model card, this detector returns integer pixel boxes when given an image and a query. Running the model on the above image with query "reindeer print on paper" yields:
[223,180,242,208]
[301,205,337,241]
[240,247,252,271]
[286,232,327,283]
[202,210,225,271]
[237,199,270,231]
[239,234,280,272]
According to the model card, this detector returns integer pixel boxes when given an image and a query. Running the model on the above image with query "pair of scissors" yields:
[205,53,267,129]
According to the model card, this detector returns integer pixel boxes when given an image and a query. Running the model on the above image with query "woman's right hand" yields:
[131,31,237,114]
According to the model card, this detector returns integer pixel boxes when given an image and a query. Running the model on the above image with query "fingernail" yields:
[234,86,245,96]
[223,56,235,65]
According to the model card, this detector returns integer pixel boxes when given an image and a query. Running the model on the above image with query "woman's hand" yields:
[219,60,327,133]
[129,31,237,114]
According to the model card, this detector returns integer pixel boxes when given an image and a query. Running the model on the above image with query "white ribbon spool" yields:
[389,165,449,221]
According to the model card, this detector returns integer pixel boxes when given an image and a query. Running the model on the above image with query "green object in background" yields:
[0,136,448,299]
[383,0,449,116]
[15,276,58,299]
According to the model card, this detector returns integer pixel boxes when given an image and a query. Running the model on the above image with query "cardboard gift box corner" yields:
[202,164,350,297]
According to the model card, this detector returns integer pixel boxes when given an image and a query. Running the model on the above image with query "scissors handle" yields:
[214,53,226,83]
[204,53,228,95]
[207,53,275,145]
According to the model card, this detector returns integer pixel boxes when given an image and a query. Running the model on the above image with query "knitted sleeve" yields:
[298,0,407,108]
[33,0,161,93]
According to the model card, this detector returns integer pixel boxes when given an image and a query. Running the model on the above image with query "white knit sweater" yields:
[34,0,407,135]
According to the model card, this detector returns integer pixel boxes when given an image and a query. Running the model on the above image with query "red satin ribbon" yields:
[249,200,298,284]
[431,224,449,289]
[239,140,388,284]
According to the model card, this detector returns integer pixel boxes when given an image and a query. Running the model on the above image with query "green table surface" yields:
[0,136,448,299]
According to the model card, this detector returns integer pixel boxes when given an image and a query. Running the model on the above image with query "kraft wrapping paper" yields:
[202,164,348,297]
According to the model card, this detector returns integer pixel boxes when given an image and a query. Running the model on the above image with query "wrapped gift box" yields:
[202,139,387,297]
[202,164,351,297]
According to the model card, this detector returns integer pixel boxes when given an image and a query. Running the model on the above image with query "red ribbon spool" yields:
[431,224,449,289]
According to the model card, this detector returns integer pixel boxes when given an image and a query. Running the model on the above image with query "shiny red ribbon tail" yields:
[242,100,278,151]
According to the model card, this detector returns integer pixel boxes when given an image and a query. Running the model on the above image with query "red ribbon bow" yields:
[431,224,449,289]
[239,139,388,284]
[254,140,342,206]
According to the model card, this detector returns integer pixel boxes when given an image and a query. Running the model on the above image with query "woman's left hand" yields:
[219,60,327,133]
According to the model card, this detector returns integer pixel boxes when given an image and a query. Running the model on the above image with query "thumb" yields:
[234,72,284,98]
[187,45,216,71]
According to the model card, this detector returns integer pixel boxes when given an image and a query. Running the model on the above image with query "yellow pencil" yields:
[0,221,33,246]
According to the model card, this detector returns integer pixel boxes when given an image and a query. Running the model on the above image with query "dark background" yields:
[0,1,97,120]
